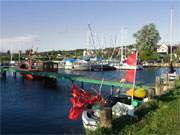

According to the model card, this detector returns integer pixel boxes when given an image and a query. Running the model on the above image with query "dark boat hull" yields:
[91,64,116,71]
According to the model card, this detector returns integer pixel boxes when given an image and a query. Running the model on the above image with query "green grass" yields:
[86,80,180,135]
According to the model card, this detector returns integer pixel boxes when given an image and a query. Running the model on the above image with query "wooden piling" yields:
[169,80,175,89]
[1,71,7,80]
[148,88,155,98]
[81,82,84,89]
[13,72,16,78]
[110,86,113,96]
[163,73,168,84]
[155,76,161,96]
[99,107,112,129]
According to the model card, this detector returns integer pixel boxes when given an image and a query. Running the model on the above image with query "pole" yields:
[170,8,173,62]
[120,28,124,62]
[99,78,104,94]
[132,51,138,100]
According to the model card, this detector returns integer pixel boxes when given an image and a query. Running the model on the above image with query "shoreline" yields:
[143,63,180,68]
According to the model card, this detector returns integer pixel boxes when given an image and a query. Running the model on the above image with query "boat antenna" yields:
[99,78,104,95]
[132,51,138,100]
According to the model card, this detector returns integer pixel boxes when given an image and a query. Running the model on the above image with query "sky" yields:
[1,0,180,52]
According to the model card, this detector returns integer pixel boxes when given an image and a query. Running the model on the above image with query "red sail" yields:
[125,69,135,83]
[127,52,137,66]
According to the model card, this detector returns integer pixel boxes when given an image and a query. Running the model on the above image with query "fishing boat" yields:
[19,49,58,80]
[73,59,91,71]
[19,49,35,80]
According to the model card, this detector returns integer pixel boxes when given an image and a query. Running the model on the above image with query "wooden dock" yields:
[0,67,149,89]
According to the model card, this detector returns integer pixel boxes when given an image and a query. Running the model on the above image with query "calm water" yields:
[1,68,180,134]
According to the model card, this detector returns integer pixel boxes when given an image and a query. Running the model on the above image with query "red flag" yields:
[89,94,102,104]
[69,84,103,120]
[71,84,81,97]
[68,107,83,120]
[125,69,135,83]
[81,90,91,99]
[127,52,137,66]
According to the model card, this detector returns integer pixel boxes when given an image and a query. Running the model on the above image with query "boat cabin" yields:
[35,61,58,72]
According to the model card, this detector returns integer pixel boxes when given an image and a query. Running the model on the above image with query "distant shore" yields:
[143,63,180,68]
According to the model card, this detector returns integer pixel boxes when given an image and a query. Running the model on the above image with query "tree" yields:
[133,23,161,61]
[134,23,161,50]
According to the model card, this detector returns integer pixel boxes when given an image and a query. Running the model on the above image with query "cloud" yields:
[0,35,40,52]
[0,34,39,44]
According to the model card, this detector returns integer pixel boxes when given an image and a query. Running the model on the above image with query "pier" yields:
[0,66,149,89]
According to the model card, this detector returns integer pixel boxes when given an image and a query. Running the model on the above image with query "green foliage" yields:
[139,50,160,62]
[0,55,10,62]
[133,23,161,62]
[134,23,161,51]
[163,54,170,63]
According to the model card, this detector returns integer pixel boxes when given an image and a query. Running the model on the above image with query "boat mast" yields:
[10,42,13,62]
[88,24,96,55]
[170,8,173,62]
[120,27,124,62]
[124,28,127,59]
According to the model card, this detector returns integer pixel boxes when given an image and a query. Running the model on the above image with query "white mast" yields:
[170,8,173,62]
[120,27,124,62]
[10,41,13,62]
[124,28,127,59]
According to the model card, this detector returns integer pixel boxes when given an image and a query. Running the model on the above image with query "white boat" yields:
[82,101,135,131]
[82,110,99,131]
[112,102,134,118]
[112,62,143,70]
[64,58,76,70]
[73,59,91,71]
[168,71,176,81]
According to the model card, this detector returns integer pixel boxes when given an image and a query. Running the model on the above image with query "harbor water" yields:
[1,68,180,134]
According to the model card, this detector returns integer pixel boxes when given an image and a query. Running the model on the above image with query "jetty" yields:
[0,66,149,89]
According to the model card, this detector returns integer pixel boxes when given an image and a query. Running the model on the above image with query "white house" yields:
[157,43,169,54]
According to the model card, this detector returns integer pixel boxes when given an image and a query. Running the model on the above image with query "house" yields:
[157,43,169,54]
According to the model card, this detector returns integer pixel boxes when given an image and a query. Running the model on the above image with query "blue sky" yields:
[1,0,180,52]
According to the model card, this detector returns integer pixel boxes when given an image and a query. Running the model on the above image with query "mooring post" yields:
[155,76,161,96]
[148,87,155,98]
[13,72,16,79]
[22,76,24,83]
[110,86,113,96]
[81,82,84,89]
[169,80,175,89]
[2,71,6,80]
[163,73,168,85]
[99,107,112,129]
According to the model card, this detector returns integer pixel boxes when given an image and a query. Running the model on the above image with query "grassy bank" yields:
[86,80,180,135]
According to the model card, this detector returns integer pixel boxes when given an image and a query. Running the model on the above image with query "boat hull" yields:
[91,64,116,71]
[21,73,34,80]
[73,65,90,71]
